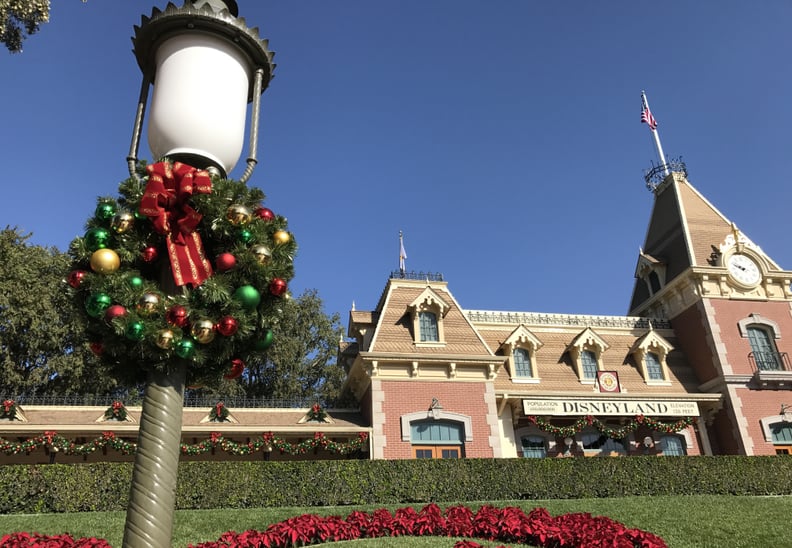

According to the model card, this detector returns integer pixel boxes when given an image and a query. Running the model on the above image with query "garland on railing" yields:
[0,431,369,457]
[1,399,18,420]
[103,401,127,421]
[526,414,696,439]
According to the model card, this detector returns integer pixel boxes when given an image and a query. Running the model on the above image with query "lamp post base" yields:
[122,363,186,548]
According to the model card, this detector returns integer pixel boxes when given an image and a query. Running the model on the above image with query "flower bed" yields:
[0,504,667,547]
[189,503,666,548]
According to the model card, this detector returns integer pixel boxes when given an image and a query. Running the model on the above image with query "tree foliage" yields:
[0,227,109,394]
[202,289,346,404]
[1,0,49,53]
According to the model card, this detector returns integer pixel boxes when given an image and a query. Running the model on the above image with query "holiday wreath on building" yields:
[67,161,295,387]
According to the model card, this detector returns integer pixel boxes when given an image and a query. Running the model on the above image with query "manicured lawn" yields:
[1,495,789,547]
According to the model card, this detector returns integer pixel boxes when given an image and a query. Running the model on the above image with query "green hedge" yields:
[2,456,792,514]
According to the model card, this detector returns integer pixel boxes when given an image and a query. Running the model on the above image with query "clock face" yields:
[727,254,761,286]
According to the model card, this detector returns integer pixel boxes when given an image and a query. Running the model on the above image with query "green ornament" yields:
[175,339,196,359]
[254,329,275,350]
[124,320,145,341]
[84,227,111,251]
[127,275,144,289]
[95,202,117,222]
[238,229,254,245]
[85,293,112,318]
[233,285,261,309]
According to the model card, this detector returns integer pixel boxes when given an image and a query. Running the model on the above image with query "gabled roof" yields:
[629,172,781,313]
[367,279,494,356]
[501,325,543,351]
[629,328,674,356]
[567,327,610,354]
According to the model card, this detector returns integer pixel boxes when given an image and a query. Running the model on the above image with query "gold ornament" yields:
[226,204,252,226]
[251,244,272,265]
[155,329,175,350]
[111,211,135,234]
[90,249,121,274]
[191,319,216,344]
[137,293,161,316]
[273,230,290,245]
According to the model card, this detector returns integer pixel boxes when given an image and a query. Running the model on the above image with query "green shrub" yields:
[1,456,792,514]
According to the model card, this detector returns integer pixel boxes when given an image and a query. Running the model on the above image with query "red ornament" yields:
[215,252,237,272]
[166,305,189,328]
[89,342,104,356]
[223,358,245,380]
[269,277,287,296]
[104,305,127,322]
[67,270,87,288]
[254,207,274,222]
[141,246,159,263]
[216,315,239,337]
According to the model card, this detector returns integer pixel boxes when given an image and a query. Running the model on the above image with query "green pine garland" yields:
[527,414,695,439]
[66,161,296,387]
[0,431,369,457]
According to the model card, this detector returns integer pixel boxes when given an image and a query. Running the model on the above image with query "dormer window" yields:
[635,251,666,297]
[645,352,664,380]
[567,328,609,384]
[408,287,450,347]
[513,348,532,376]
[581,350,598,380]
[630,329,674,385]
[501,325,543,383]
[419,311,439,342]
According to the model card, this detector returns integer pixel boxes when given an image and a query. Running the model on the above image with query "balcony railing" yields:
[644,157,687,192]
[390,270,444,282]
[749,351,791,373]
[0,393,328,409]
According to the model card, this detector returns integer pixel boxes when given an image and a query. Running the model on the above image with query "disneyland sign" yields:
[522,398,699,417]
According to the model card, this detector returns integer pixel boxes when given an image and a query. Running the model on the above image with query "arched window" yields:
[747,326,780,371]
[513,348,533,377]
[645,352,664,380]
[411,419,463,459]
[660,435,686,456]
[418,311,439,342]
[581,432,627,456]
[648,271,661,294]
[520,435,547,458]
[581,350,598,380]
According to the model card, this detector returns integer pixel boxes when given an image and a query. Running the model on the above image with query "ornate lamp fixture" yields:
[128,0,275,181]
[429,397,443,420]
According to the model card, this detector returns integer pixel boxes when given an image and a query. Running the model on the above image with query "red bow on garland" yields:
[139,161,214,287]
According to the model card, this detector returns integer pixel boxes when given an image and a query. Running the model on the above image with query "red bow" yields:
[139,161,214,287]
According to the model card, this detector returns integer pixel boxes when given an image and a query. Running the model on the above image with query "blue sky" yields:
[2,1,791,323]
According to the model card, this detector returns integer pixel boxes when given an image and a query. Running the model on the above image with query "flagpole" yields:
[399,231,406,276]
[641,91,669,176]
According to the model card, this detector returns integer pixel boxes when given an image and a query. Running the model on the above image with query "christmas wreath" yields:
[0,400,18,421]
[209,401,230,422]
[306,403,328,422]
[66,161,295,387]
[103,401,128,421]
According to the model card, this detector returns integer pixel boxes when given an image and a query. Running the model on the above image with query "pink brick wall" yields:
[377,380,494,459]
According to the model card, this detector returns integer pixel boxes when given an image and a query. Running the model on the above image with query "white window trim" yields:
[738,314,781,340]
[501,326,543,382]
[400,410,473,442]
[630,331,674,384]
[408,288,450,346]
[567,328,609,384]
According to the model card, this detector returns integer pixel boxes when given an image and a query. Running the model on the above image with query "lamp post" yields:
[122,2,274,546]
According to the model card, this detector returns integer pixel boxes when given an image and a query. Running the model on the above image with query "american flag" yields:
[641,105,657,131]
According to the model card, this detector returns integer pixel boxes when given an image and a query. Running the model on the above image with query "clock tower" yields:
[629,165,792,455]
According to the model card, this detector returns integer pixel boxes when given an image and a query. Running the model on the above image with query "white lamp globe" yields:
[148,32,250,174]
